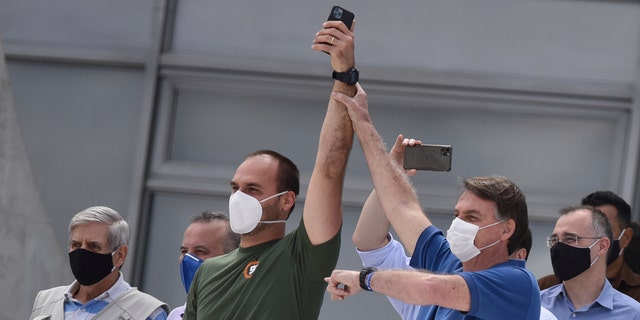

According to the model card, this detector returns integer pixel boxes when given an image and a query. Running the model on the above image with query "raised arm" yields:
[325,85,472,308]
[352,190,390,251]
[353,137,421,252]
[333,85,430,255]
[304,20,356,245]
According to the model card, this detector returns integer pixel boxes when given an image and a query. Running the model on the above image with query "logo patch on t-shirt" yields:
[243,260,259,279]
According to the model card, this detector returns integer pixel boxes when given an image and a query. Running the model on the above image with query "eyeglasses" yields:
[545,234,602,248]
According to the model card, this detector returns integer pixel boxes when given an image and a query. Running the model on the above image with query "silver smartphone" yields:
[403,144,453,171]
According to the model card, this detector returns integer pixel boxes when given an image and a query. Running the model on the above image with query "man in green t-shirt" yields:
[184,19,358,320]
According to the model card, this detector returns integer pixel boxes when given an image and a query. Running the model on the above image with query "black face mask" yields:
[550,241,599,281]
[607,240,621,265]
[607,229,626,265]
[69,248,115,286]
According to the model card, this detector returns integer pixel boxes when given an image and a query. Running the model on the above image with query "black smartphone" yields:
[327,5,354,29]
[403,144,453,172]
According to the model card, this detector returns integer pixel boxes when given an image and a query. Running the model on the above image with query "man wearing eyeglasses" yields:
[541,205,640,319]
[539,191,640,301]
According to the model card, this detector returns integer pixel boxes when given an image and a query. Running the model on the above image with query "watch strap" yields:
[332,68,359,85]
[359,267,377,291]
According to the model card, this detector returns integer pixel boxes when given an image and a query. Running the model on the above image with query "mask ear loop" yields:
[616,229,627,257]
[617,228,626,240]
[476,220,504,251]
[258,191,290,224]
[112,245,128,271]
[478,219,504,230]
[477,239,501,251]
[588,238,603,266]
[260,220,287,224]
[110,246,121,272]
[258,190,289,204]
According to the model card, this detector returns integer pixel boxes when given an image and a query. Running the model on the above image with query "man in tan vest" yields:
[30,206,169,320]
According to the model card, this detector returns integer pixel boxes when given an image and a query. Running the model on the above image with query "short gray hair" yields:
[69,206,130,251]
[559,204,613,241]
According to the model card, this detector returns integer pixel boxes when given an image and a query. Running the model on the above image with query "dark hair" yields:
[560,204,613,245]
[190,210,239,253]
[463,176,528,256]
[581,191,632,230]
[514,228,532,261]
[247,150,300,216]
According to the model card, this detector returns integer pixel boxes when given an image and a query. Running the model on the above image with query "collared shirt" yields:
[359,230,540,320]
[541,278,640,320]
[63,273,167,320]
[540,259,640,302]
[167,304,186,320]
[540,306,557,320]
[357,233,418,320]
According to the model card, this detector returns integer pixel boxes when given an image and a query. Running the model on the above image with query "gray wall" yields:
[2,0,640,319]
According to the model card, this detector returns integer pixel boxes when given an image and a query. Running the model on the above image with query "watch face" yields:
[348,69,359,84]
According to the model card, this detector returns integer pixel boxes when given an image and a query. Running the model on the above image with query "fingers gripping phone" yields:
[403,144,453,172]
[327,5,354,29]
[321,6,354,54]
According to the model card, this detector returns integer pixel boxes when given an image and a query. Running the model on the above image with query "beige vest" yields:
[30,286,169,320]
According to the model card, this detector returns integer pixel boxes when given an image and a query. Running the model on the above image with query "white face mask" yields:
[228,190,288,234]
[446,217,503,262]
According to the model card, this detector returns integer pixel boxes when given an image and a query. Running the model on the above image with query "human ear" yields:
[620,227,633,248]
[511,248,526,260]
[598,237,610,256]
[113,245,129,267]
[501,219,515,241]
[281,191,296,213]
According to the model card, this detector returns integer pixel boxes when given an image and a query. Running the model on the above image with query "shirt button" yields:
[81,308,86,312]
[572,313,576,317]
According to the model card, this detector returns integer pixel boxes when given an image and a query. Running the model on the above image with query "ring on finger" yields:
[330,36,335,45]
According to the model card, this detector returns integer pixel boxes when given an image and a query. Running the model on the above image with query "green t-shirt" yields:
[185,217,341,320]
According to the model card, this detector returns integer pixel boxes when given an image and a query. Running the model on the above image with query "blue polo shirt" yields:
[410,226,541,320]
[358,226,541,320]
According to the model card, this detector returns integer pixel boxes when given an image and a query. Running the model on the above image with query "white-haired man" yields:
[30,206,169,320]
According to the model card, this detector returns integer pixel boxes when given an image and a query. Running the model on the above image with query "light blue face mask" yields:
[180,253,204,294]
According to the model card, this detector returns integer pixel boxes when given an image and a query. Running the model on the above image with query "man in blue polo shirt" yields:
[324,84,540,320]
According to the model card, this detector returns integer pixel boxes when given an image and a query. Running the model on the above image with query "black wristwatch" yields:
[359,267,377,291]
[332,68,359,85]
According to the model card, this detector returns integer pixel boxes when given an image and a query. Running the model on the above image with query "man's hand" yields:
[333,88,423,173]
[312,20,355,72]
[332,83,369,125]
[390,135,421,177]
[324,270,362,301]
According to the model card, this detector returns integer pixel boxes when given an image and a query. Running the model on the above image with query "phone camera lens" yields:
[332,7,343,19]
[441,147,451,157]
